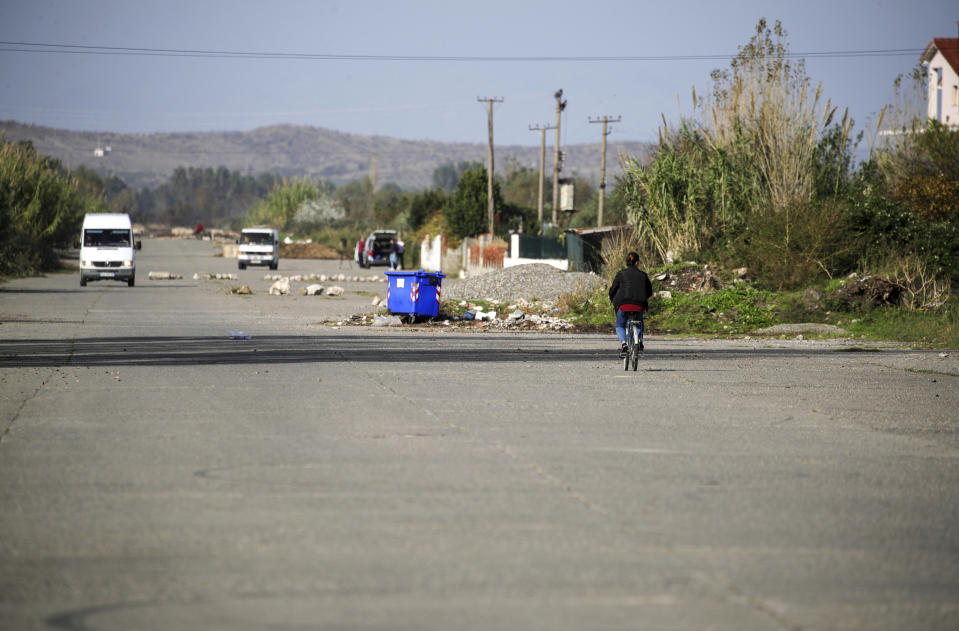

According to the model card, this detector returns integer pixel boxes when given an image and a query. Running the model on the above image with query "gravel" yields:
[442,264,606,302]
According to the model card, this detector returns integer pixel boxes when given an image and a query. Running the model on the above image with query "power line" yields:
[0,41,926,62]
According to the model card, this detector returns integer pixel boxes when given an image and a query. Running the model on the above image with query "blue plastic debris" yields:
[229,331,252,340]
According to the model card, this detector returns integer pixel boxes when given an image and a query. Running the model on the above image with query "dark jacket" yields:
[609,266,653,310]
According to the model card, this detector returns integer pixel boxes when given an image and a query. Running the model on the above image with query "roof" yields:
[922,38,959,75]
[566,225,632,236]
[82,213,131,229]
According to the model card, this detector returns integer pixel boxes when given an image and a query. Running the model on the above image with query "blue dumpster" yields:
[385,270,446,318]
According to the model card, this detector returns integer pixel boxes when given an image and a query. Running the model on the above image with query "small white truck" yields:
[237,227,280,270]
[79,213,136,287]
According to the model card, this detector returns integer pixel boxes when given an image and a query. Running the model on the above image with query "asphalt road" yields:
[1,239,958,630]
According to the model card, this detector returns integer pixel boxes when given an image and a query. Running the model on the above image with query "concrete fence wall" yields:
[420,234,524,278]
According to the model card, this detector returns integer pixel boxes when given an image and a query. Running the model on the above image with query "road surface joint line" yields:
[1,367,56,444]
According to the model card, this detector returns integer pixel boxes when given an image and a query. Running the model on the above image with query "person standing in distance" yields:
[388,239,398,270]
[608,251,652,358]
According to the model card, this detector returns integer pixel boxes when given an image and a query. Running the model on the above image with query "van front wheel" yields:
[80,277,87,287]
[128,276,135,287]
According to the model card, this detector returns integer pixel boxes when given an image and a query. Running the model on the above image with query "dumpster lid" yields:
[385,269,445,279]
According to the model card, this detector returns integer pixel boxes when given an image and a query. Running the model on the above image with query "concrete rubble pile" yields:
[147,271,182,280]
[268,278,291,295]
[194,272,238,280]
[262,273,385,283]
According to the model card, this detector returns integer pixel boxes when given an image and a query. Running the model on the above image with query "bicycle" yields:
[623,311,644,371]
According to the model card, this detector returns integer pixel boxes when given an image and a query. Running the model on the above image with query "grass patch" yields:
[650,284,777,334]
[844,304,959,348]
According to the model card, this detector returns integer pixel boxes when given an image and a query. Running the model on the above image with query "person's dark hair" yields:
[625,252,640,267]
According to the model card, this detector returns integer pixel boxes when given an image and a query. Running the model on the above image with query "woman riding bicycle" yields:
[608,251,653,358]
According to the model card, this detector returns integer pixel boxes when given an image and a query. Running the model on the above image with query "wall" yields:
[927,48,959,126]
[505,233,568,271]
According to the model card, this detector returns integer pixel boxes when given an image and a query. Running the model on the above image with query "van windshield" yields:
[84,229,131,247]
[241,232,273,245]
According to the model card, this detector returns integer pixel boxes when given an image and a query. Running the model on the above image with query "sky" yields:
[0,0,955,148]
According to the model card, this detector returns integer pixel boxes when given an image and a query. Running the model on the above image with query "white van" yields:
[79,213,136,287]
[237,227,280,270]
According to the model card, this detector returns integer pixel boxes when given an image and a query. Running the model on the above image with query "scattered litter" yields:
[372,314,403,327]
[939,353,949,358]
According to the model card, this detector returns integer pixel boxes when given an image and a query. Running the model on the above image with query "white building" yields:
[921,38,959,127]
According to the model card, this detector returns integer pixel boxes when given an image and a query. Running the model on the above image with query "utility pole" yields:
[528,123,556,234]
[588,115,621,226]
[478,97,504,236]
[551,89,567,226]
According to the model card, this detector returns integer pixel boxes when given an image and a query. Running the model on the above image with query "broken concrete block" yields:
[269,278,291,295]
[306,284,324,296]
[148,271,181,280]
[325,285,344,297]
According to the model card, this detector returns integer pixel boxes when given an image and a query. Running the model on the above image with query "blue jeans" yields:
[389,253,398,269]
[615,309,644,343]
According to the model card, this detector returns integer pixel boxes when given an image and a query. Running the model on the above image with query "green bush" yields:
[846,164,959,283]
[730,199,856,289]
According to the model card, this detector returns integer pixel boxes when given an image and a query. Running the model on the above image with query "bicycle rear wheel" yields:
[623,322,632,371]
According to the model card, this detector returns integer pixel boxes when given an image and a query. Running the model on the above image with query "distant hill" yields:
[1,121,653,191]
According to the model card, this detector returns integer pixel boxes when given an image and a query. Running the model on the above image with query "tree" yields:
[245,177,324,229]
[372,184,405,225]
[407,188,446,230]
[0,140,98,275]
[333,177,374,222]
[432,160,481,193]
[444,166,501,238]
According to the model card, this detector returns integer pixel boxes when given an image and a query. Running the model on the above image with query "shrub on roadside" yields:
[0,139,98,276]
